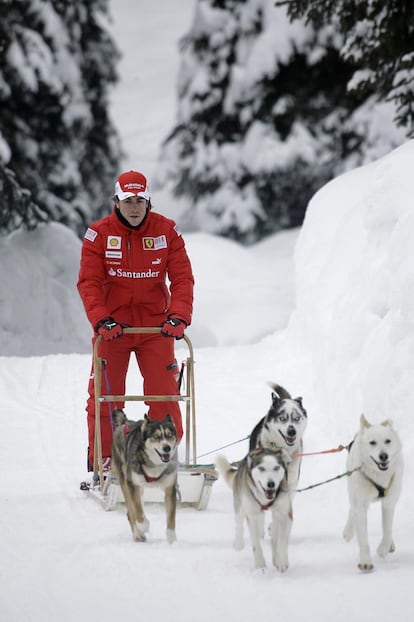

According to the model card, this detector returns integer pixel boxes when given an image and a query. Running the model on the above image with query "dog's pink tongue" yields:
[266,489,275,499]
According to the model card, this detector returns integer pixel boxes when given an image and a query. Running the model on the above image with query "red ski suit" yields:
[77,208,194,470]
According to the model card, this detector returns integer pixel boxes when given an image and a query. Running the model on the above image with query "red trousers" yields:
[86,332,183,471]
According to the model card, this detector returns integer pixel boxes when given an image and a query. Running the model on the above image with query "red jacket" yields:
[77,209,194,330]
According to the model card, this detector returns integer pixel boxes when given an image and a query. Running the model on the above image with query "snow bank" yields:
[290,139,414,443]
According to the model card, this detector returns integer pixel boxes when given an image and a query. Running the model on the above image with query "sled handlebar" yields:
[93,327,197,481]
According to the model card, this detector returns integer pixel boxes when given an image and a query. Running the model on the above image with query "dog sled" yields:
[85,327,218,511]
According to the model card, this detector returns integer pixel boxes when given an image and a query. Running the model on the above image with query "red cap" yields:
[114,170,150,201]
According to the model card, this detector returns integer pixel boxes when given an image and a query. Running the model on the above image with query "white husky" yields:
[343,414,403,571]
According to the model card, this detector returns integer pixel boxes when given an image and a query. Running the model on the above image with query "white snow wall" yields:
[289,139,414,447]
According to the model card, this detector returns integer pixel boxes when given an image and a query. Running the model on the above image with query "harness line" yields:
[197,439,351,462]
[293,444,350,458]
[196,435,250,460]
[295,467,360,493]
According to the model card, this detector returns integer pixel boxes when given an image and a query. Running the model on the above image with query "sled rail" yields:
[93,327,197,485]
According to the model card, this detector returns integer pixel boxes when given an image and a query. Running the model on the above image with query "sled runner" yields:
[84,327,218,511]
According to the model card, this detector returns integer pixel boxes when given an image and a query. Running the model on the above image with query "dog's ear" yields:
[112,408,126,428]
[360,414,371,429]
[381,418,393,427]
[164,413,177,434]
[141,414,150,436]
[295,396,303,405]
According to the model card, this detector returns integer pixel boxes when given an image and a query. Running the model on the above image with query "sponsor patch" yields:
[85,227,98,242]
[108,267,160,279]
[143,235,167,250]
[107,235,121,249]
[105,250,122,258]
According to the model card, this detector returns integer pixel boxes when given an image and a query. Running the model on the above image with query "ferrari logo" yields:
[144,238,154,249]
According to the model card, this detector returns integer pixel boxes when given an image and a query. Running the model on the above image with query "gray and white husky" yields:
[343,414,403,571]
[249,383,307,492]
[216,447,293,572]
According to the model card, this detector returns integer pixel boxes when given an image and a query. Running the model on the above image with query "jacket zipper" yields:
[127,235,131,262]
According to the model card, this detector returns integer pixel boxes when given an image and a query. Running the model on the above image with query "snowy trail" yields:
[1,349,412,622]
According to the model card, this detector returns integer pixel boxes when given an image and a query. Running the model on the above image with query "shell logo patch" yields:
[107,236,121,249]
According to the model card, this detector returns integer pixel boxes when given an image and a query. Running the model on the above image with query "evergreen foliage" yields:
[280,0,414,134]
[0,0,121,236]
[157,0,409,243]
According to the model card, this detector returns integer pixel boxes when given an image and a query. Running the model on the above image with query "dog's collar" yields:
[260,501,275,511]
[139,465,165,483]
[252,489,277,511]
[360,469,395,498]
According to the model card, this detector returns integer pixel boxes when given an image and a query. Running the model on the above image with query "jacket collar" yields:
[113,206,150,231]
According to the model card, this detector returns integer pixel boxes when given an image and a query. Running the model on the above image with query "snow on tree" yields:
[156,0,408,243]
[0,0,121,236]
[282,0,414,135]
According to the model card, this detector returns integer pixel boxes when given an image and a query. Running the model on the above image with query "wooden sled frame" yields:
[91,327,218,510]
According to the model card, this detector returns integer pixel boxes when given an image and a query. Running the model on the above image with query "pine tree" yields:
[281,0,414,133]
[157,0,409,243]
[0,0,121,236]
[155,0,362,242]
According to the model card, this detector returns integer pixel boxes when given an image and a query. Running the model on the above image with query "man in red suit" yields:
[78,170,194,472]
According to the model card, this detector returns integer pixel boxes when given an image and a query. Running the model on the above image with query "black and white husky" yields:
[216,447,293,572]
[249,383,307,492]
[343,414,403,571]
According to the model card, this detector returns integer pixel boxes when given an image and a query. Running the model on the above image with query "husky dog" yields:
[343,414,403,571]
[111,410,178,544]
[216,448,293,572]
[249,383,307,492]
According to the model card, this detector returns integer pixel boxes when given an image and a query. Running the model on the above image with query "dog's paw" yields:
[166,529,177,544]
[131,520,149,542]
[377,539,395,557]
[273,557,289,573]
[132,529,146,542]
[358,562,374,572]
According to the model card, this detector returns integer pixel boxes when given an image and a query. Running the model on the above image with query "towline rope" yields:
[295,467,360,493]
[196,435,250,460]
[197,437,356,493]
[293,444,350,458]
[197,439,351,462]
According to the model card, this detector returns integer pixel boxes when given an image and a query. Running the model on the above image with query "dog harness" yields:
[139,466,166,484]
[360,470,395,498]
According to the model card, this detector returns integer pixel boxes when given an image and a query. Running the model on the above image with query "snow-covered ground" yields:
[1,1,413,621]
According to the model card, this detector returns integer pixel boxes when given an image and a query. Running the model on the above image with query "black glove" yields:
[95,317,123,341]
[161,316,186,340]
